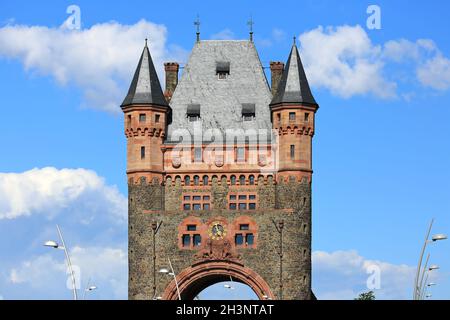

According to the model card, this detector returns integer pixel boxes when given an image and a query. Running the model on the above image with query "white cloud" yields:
[299,25,396,99]
[313,250,421,300]
[210,29,235,40]
[9,246,127,299]
[0,167,126,222]
[417,54,450,91]
[299,25,450,99]
[0,20,187,112]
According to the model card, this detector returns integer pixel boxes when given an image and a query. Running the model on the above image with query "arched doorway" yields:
[162,261,274,300]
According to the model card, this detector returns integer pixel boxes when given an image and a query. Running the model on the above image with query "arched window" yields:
[194,175,200,186]
[230,175,236,185]
[239,175,246,185]
[249,175,255,185]
[203,175,209,185]
[184,176,191,186]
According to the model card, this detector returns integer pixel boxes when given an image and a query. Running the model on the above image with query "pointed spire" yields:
[121,40,169,108]
[247,16,254,42]
[270,41,317,107]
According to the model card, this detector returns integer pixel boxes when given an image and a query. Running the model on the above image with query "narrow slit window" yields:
[194,148,202,163]
[155,114,160,123]
[139,114,146,122]
[289,112,296,121]
[290,145,295,160]
[127,115,132,127]
[304,113,310,121]
[140,146,145,159]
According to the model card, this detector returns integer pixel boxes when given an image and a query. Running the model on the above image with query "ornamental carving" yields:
[194,239,241,263]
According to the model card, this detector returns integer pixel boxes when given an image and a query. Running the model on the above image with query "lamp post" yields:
[159,257,181,300]
[413,219,447,300]
[83,277,97,300]
[44,225,78,300]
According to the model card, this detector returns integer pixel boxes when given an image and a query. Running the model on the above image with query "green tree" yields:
[355,291,376,300]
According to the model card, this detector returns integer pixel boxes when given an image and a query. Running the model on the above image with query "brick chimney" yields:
[270,61,284,96]
[164,62,179,103]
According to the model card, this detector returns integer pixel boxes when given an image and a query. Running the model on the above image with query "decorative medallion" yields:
[208,221,227,240]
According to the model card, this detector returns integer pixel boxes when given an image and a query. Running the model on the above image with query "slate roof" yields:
[270,43,317,107]
[167,40,272,142]
[121,42,169,108]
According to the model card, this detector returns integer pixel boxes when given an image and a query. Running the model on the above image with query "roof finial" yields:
[247,15,254,42]
[145,38,148,47]
[293,35,296,46]
[194,14,201,42]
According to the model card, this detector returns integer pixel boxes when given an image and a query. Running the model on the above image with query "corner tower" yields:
[121,40,170,185]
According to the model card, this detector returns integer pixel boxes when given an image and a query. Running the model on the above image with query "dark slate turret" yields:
[270,42,317,107]
[121,40,169,108]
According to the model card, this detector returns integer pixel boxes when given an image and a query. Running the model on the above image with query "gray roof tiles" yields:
[167,40,272,141]
[121,43,169,108]
[270,44,317,107]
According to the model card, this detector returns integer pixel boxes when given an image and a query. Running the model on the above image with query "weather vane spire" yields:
[293,35,296,45]
[145,38,148,47]
[247,16,254,42]
[194,14,201,42]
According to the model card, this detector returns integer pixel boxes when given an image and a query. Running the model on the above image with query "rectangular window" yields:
[203,204,210,210]
[189,115,199,122]
[238,195,247,200]
[290,145,295,160]
[229,203,237,210]
[193,234,201,247]
[239,203,247,210]
[246,234,254,246]
[187,225,196,231]
[127,115,131,127]
[155,114,160,123]
[235,234,244,246]
[140,146,145,159]
[184,196,191,201]
[289,112,296,121]
[249,203,256,210]
[183,204,191,211]
[182,235,191,247]
[194,148,202,162]
[237,147,245,162]
[193,204,201,211]
[230,195,237,201]
[304,113,310,121]
[277,113,281,123]
[139,114,146,122]
[240,224,249,231]
[193,196,201,201]
[249,195,256,200]
[203,196,210,201]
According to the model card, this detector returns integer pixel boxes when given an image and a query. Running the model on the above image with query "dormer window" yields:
[216,61,230,80]
[242,104,255,121]
[187,104,200,122]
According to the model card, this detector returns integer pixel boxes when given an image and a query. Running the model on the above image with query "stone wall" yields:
[128,176,312,300]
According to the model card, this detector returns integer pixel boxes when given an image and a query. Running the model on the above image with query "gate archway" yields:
[162,261,274,300]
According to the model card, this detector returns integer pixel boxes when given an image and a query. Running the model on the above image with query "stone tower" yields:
[123,37,319,300]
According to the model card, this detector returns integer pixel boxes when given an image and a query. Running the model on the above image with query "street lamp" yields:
[413,219,447,300]
[429,265,440,271]
[432,234,447,242]
[44,225,78,300]
[159,258,181,300]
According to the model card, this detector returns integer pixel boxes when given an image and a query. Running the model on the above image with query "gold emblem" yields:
[208,221,227,240]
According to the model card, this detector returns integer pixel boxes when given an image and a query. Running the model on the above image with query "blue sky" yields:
[0,0,449,300]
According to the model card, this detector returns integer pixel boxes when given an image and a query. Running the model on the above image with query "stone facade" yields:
[128,177,312,300]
